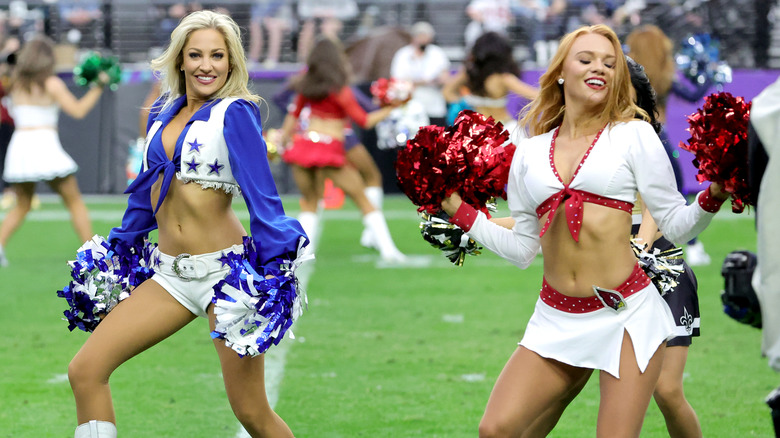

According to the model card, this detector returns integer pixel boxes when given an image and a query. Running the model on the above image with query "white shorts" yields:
[150,244,244,318]
[520,265,676,378]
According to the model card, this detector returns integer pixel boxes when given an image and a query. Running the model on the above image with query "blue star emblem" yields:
[185,157,201,173]
[154,254,162,267]
[208,159,224,176]
[217,252,232,267]
[188,139,203,153]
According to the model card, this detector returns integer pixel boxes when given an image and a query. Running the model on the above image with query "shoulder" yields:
[223,98,261,119]
[44,75,67,91]
[607,120,656,137]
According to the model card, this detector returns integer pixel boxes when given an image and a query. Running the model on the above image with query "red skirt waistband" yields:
[540,263,651,313]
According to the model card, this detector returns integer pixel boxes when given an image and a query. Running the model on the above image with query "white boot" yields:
[298,211,320,255]
[74,420,117,438]
[360,187,384,249]
[363,210,406,263]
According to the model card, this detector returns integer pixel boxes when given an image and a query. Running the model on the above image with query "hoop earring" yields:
[557,78,564,85]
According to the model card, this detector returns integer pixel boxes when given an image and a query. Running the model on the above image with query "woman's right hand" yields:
[441,192,463,217]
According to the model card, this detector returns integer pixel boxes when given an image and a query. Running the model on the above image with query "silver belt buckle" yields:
[172,253,193,281]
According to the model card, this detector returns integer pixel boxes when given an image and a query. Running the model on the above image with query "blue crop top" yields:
[109,95,307,268]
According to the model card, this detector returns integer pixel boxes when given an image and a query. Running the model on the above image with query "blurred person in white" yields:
[248,0,293,68]
[0,36,107,267]
[464,0,513,48]
[390,22,451,127]
[750,76,780,376]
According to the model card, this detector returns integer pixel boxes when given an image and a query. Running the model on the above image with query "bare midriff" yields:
[539,202,637,298]
[305,116,349,141]
[151,175,246,256]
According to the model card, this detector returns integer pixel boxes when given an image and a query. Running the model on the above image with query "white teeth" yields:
[197,76,214,81]
[586,79,605,86]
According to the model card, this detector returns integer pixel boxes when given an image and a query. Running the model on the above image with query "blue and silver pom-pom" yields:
[631,239,685,296]
[675,33,732,88]
[57,235,157,332]
[211,236,312,357]
[420,211,482,266]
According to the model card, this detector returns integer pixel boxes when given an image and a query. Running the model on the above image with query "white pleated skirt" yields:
[520,283,676,378]
[3,129,78,183]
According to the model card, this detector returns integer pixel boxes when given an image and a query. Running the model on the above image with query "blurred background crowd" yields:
[0,0,775,73]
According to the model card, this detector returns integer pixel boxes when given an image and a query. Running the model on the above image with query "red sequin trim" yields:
[697,185,726,213]
[449,202,479,232]
[540,263,651,313]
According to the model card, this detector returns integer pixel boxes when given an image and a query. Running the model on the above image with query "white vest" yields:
[143,98,241,196]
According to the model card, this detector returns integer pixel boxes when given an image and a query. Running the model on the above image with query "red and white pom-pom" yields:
[370,78,413,106]
[395,110,515,214]
[679,92,753,213]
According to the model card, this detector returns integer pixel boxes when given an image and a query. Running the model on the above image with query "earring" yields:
[557,78,564,85]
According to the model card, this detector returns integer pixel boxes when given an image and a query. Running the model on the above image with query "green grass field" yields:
[0,194,776,437]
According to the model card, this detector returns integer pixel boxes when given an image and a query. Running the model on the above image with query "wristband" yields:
[449,202,479,232]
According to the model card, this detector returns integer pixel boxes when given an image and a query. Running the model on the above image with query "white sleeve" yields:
[466,143,541,268]
[628,122,716,244]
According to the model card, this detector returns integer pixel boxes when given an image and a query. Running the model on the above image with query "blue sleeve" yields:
[107,166,158,246]
[223,100,308,268]
[671,78,712,102]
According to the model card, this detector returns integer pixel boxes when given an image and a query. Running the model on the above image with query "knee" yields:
[653,381,685,410]
[231,404,274,434]
[478,418,517,438]
[68,354,109,392]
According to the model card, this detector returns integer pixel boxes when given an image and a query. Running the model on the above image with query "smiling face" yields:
[181,28,229,102]
[560,32,617,109]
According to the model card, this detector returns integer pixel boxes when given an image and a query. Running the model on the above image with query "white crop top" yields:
[10,104,59,128]
[465,120,717,269]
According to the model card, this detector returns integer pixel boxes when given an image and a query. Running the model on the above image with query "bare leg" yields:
[296,20,315,62]
[290,165,321,213]
[49,175,92,242]
[249,19,263,62]
[479,346,593,437]
[0,182,34,246]
[68,280,197,424]
[345,144,382,188]
[597,331,666,438]
[209,305,293,437]
[654,346,702,438]
[264,17,286,64]
[521,369,593,437]
[322,166,375,215]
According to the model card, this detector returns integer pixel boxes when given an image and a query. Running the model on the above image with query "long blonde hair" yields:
[150,10,259,110]
[520,25,645,137]
[625,24,675,107]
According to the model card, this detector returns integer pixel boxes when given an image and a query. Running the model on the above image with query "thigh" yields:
[48,174,81,200]
[482,346,592,433]
[597,331,665,438]
[656,345,688,392]
[345,144,380,177]
[208,305,272,410]
[323,166,372,212]
[290,165,319,206]
[71,279,197,376]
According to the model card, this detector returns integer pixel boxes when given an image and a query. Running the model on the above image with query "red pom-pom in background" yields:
[370,78,413,106]
[679,92,753,213]
[395,110,515,214]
